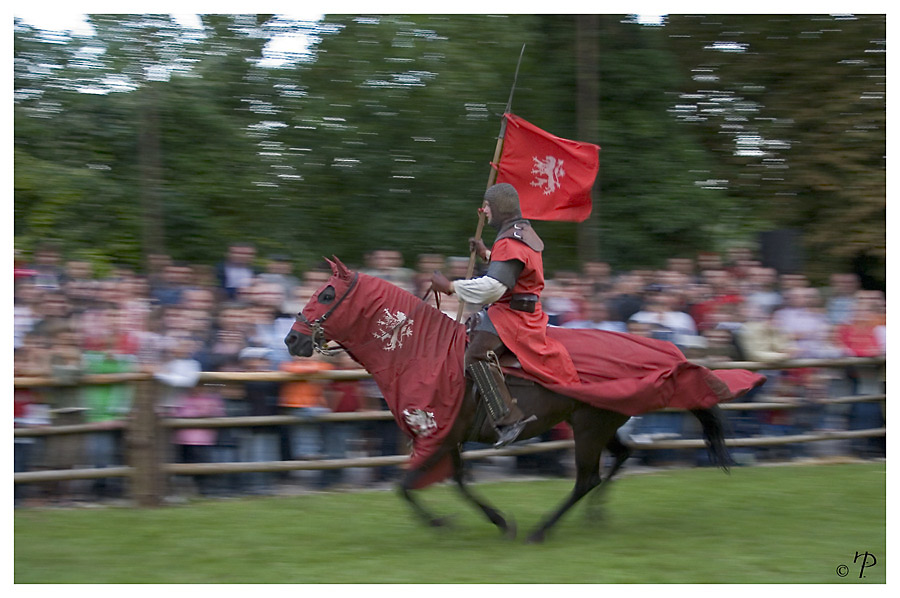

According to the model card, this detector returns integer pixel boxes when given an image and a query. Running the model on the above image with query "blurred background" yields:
[13,14,885,507]
[13,13,885,284]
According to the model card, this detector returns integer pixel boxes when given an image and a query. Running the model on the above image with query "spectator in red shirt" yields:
[692,269,743,332]
[836,303,884,358]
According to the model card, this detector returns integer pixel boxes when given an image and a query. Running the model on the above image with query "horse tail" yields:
[689,406,734,473]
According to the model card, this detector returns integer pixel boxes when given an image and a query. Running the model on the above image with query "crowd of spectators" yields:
[13,243,885,506]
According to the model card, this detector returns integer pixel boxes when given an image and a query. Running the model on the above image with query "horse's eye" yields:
[318,286,336,304]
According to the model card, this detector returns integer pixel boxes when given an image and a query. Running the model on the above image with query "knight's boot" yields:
[467,359,535,448]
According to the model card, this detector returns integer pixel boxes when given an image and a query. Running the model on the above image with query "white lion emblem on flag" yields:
[403,409,438,437]
[531,155,566,195]
[373,309,414,351]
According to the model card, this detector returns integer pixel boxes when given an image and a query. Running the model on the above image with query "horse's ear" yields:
[330,255,353,280]
[324,256,338,275]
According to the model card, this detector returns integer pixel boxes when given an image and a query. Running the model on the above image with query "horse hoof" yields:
[586,502,607,523]
[525,530,546,544]
[502,519,518,541]
[429,515,455,528]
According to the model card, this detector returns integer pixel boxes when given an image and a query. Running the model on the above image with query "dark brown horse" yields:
[284,258,749,543]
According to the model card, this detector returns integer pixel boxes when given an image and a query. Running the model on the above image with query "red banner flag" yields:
[494,113,600,222]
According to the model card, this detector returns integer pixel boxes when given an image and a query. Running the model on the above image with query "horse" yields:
[284,257,764,543]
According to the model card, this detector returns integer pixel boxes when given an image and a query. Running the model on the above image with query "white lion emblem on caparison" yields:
[403,409,438,437]
[531,155,566,195]
[373,309,414,351]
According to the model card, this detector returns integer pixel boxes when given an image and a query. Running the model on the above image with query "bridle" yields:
[296,270,443,356]
[295,272,359,356]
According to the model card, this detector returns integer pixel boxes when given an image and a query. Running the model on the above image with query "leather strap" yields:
[496,220,544,252]
[467,359,511,423]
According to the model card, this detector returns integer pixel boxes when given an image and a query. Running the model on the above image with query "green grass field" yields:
[15,463,885,584]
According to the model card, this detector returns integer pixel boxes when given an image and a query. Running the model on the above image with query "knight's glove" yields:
[431,271,455,295]
[469,237,490,261]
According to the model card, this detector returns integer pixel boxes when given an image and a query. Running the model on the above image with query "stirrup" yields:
[494,415,537,448]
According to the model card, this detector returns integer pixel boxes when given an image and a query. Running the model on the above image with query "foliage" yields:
[14,464,886,583]
[267,15,551,264]
[13,15,885,282]
[589,17,744,268]
[663,14,886,282]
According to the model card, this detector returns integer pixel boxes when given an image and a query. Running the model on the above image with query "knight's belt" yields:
[507,293,539,313]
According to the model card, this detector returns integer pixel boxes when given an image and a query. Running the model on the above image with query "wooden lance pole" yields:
[455,44,526,323]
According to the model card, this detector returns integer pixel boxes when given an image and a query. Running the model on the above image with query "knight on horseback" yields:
[432,183,581,447]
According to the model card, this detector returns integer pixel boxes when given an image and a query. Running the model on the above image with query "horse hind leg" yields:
[526,409,625,544]
[586,430,633,515]
[526,452,601,543]
[451,451,517,540]
[603,430,632,482]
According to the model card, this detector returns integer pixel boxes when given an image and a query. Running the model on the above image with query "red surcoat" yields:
[486,235,581,386]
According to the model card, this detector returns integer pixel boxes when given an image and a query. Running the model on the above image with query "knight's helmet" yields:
[484,183,522,229]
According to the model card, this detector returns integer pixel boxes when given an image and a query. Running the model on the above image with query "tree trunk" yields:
[138,83,166,266]
[575,15,601,263]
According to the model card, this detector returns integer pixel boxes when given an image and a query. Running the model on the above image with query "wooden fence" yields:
[14,356,886,506]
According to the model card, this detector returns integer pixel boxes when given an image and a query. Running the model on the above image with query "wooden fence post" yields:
[129,379,165,506]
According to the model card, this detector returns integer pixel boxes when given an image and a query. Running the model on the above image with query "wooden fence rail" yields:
[14,356,886,506]
[13,356,886,388]
[12,395,887,439]
[13,427,887,484]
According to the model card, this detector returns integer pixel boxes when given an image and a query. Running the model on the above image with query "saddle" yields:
[464,310,526,371]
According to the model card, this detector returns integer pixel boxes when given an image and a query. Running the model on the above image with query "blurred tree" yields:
[14,15,281,267]
[15,18,144,264]
[528,15,741,270]
[267,14,550,265]
[267,14,740,272]
[575,15,601,262]
[13,14,885,283]
[663,14,885,284]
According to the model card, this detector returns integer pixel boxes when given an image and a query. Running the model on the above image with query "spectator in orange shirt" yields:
[279,355,333,462]
[320,352,363,488]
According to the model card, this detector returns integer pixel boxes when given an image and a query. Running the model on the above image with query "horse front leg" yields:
[397,448,458,528]
[398,475,453,528]
[450,451,517,540]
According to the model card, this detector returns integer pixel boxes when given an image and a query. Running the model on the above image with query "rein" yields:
[421,285,441,312]
[295,272,359,356]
